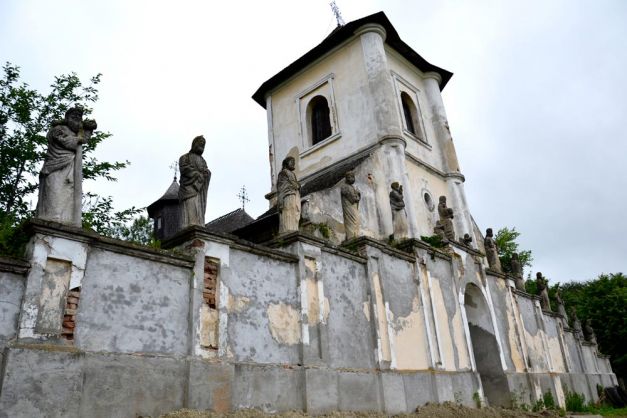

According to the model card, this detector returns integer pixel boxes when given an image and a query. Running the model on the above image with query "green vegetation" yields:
[494,227,533,275]
[420,234,446,248]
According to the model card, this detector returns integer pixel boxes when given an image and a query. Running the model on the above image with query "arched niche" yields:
[464,283,511,407]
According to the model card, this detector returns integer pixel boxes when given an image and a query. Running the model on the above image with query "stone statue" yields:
[437,196,455,241]
[341,171,361,240]
[583,319,597,345]
[461,233,473,246]
[511,253,526,291]
[484,228,502,272]
[179,135,210,228]
[277,156,301,233]
[37,105,96,226]
[555,286,569,321]
[536,272,551,311]
[389,182,408,240]
[434,222,446,241]
[570,307,583,338]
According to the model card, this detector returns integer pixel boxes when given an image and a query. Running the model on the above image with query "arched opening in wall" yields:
[307,95,332,145]
[401,92,419,136]
[464,283,511,407]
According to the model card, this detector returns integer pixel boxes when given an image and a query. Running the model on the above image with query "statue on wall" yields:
[437,196,455,241]
[583,319,597,345]
[341,171,361,240]
[511,253,526,291]
[277,156,301,233]
[36,105,96,226]
[484,228,502,272]
[536,272,551,311]
[461,233,473,246]
[555,286,569,321]
[179,135,210,228]
[389,182,408,240]
[570,307,583,338]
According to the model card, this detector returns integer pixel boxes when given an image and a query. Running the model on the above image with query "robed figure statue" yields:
[36,105,96,226]
[277,156,301,233]
[179,135,210,228]
[341,171,361,240]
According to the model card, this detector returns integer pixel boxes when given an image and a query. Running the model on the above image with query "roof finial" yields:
[169,160,179,182]
[237,185,250,210]
[329,1,345,27]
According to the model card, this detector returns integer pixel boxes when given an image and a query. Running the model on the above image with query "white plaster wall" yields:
[269,38,374,183]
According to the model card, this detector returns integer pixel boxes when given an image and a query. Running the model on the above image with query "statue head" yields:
[446,208,454,218]
[345,171,355,185]
[282,156,295,171]
[486,228,493,237]
[391,182,401,191]
[439,196,446,205]
[191,135,206,155]
[512,252,519,261]
[65,105,84,133]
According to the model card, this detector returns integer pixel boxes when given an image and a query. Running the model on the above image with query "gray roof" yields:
[205,208,254,234]
[147,179,179,216]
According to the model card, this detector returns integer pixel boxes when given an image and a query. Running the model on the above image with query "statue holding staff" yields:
[36,105,96,226]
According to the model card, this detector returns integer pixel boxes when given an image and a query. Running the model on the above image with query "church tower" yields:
[253,12,475,242]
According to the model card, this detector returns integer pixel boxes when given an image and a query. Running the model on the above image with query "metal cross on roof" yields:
[329,1,345,27]
[169,161,179,182]
[237,185,250,210]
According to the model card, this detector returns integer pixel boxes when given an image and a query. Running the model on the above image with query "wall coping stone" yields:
[449,240,483,257]
[0,256,30,275]
[511,288,542,301]
[485,268,508,279]
[542,310,563,319]
[26,218,195,268]
[581,341,597,347]
[266,232,368,264]
[396,238,452,261]
[165,225,299,263]
[343,236,417,263]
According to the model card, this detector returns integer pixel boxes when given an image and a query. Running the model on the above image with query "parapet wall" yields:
[0,221,617,417]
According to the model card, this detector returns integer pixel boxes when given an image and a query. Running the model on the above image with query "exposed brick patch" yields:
[203,259,218,309]
[61,287,81,342]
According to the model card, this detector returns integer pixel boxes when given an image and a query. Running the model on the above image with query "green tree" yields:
[0,62,140,254]
[558,273,627,381]
[494,227,533,275]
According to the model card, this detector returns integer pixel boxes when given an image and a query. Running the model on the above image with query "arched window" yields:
[401,92,418,135]
[308,95,332,145]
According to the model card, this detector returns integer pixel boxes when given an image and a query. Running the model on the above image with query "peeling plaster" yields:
[362,301,370,322]
[267,303,301,345]
[389,295,429,370]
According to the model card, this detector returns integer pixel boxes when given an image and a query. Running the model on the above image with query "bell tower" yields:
[253,12,475,242]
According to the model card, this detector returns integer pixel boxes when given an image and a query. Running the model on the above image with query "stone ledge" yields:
[395,238,452,261]
[448,240,483,257]
[165,225,299,264]
[485,268,507,279]
[511,288,542,301]
[0,256,30,275]
[266,231,368,264]
[542,310,563,319]
[26,218,195,268]
[343,236,416,263]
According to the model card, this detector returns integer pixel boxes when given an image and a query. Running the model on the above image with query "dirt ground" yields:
[159,402,564,418]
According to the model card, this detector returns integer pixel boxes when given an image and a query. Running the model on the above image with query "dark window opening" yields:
[309,95,332,145]
[401,92,417,135]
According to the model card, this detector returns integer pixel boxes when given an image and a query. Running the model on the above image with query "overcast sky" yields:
[1,0,625,282]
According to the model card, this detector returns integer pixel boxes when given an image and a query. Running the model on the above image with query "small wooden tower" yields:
[147,178,181,240]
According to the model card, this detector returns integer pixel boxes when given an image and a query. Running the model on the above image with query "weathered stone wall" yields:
[0,225,617,417]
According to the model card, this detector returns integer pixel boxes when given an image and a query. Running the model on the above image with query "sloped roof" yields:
[252,11,453,108]
[147,179,179,216]
[205,208,254,234]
